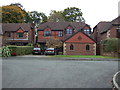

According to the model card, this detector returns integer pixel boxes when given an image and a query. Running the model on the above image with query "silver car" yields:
[45,48,55,55]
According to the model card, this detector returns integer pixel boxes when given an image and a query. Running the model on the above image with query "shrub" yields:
[102,38,120,53]
[26,43,33,46]
[2,46,11,57]
[0,47,2,57]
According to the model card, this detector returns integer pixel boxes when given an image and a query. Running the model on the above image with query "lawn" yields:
[53,55,114,58]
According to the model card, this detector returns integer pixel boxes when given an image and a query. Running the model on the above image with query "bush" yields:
[2,46,11,57]
[102,38,120,53]
[8,46,33,56]
[26,43,33,46]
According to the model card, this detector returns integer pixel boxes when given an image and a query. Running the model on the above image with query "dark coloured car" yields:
[32,48,41,55]
[45,48,56,55]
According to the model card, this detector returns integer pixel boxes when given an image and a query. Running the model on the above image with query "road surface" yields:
[2,55,119,88]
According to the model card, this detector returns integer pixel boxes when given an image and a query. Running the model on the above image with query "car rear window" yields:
[46,48,54,50]
[33,48,41,50]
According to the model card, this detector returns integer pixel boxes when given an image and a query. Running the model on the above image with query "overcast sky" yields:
[0,0,120,29]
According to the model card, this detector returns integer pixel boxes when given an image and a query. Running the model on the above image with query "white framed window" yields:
[44,31,51,37]
[58,31,63,37]
[84,29,90,34]
[66,29,73,34]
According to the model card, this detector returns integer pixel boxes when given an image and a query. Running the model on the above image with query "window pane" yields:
[70,44,74,50]
[44,31,51,36]
[86,45,90,51]
[17,33,23,38]
[66,29,72,34]
[84,29,90,34]
[58,31,63,37]
[8,32,11,37]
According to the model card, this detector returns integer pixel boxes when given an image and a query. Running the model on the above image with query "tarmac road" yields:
[2,55,119,88]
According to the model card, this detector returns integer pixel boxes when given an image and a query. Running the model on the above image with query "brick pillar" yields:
[63,43,66,55]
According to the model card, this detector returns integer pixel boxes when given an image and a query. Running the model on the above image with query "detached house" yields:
[37,22,96,55]
[2,23,35,46]
[92,16,120,55]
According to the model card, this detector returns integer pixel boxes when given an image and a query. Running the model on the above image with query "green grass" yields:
[53,55,115,58]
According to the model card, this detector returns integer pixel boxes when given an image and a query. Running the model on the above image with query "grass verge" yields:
[53,55,115,58]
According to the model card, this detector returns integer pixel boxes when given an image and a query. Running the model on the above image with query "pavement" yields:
[16,55,120,61]
[2,55,119,88]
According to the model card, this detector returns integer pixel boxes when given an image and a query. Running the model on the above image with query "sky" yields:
[0,0,120,29]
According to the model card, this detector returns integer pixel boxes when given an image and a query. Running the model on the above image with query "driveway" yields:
[2,55,119,88]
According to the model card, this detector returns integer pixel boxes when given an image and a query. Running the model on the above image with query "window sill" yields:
[69,50,75,51]
[86,50,90,51]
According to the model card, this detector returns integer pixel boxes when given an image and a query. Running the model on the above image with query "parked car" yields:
[32,48,41,55]
[44,48,56,55]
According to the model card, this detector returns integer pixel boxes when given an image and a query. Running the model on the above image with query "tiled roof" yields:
[2,23,32,33]
[100,16,120,33]
[93,21,110,33]
[64,30,95,43]
[38,22,88,31]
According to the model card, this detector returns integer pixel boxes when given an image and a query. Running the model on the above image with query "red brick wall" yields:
[64,43,96,55]
[28,28,35,43]
[109,26,117,38]
[64,32,96,55]
[38,31,64,42]
[6,31,29,43]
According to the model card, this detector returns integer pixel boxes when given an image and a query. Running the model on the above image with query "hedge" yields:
[102,38,120,53]
[8,46,33,56]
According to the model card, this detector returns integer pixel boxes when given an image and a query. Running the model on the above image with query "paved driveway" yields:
[2,55,119,88]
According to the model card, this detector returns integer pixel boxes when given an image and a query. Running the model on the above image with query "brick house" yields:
[91,16,120,55]
[37,22,96,55]
[64,31,96,55]
[2,23,35,46]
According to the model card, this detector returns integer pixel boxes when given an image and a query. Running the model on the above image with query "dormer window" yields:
[84,29,91,35]
[17,33,23,38]
[66,29,73,34]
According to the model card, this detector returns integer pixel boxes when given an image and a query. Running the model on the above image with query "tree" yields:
[2,3,27,23]
[10,3,23,9]
[48,10,65,22]
[26,11,48,44]
[102,38,120,53]
[62,7,85,22]
[46,38,63,49]
[27,11,47,24]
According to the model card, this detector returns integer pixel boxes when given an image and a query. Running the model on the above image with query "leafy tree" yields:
[26,11,47,42]
[48,10,65,22]
[10,3,23,9]
[62,7,85,22]
[46,38,63,49]
[2,3,27,23]
[27,11,47,24]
